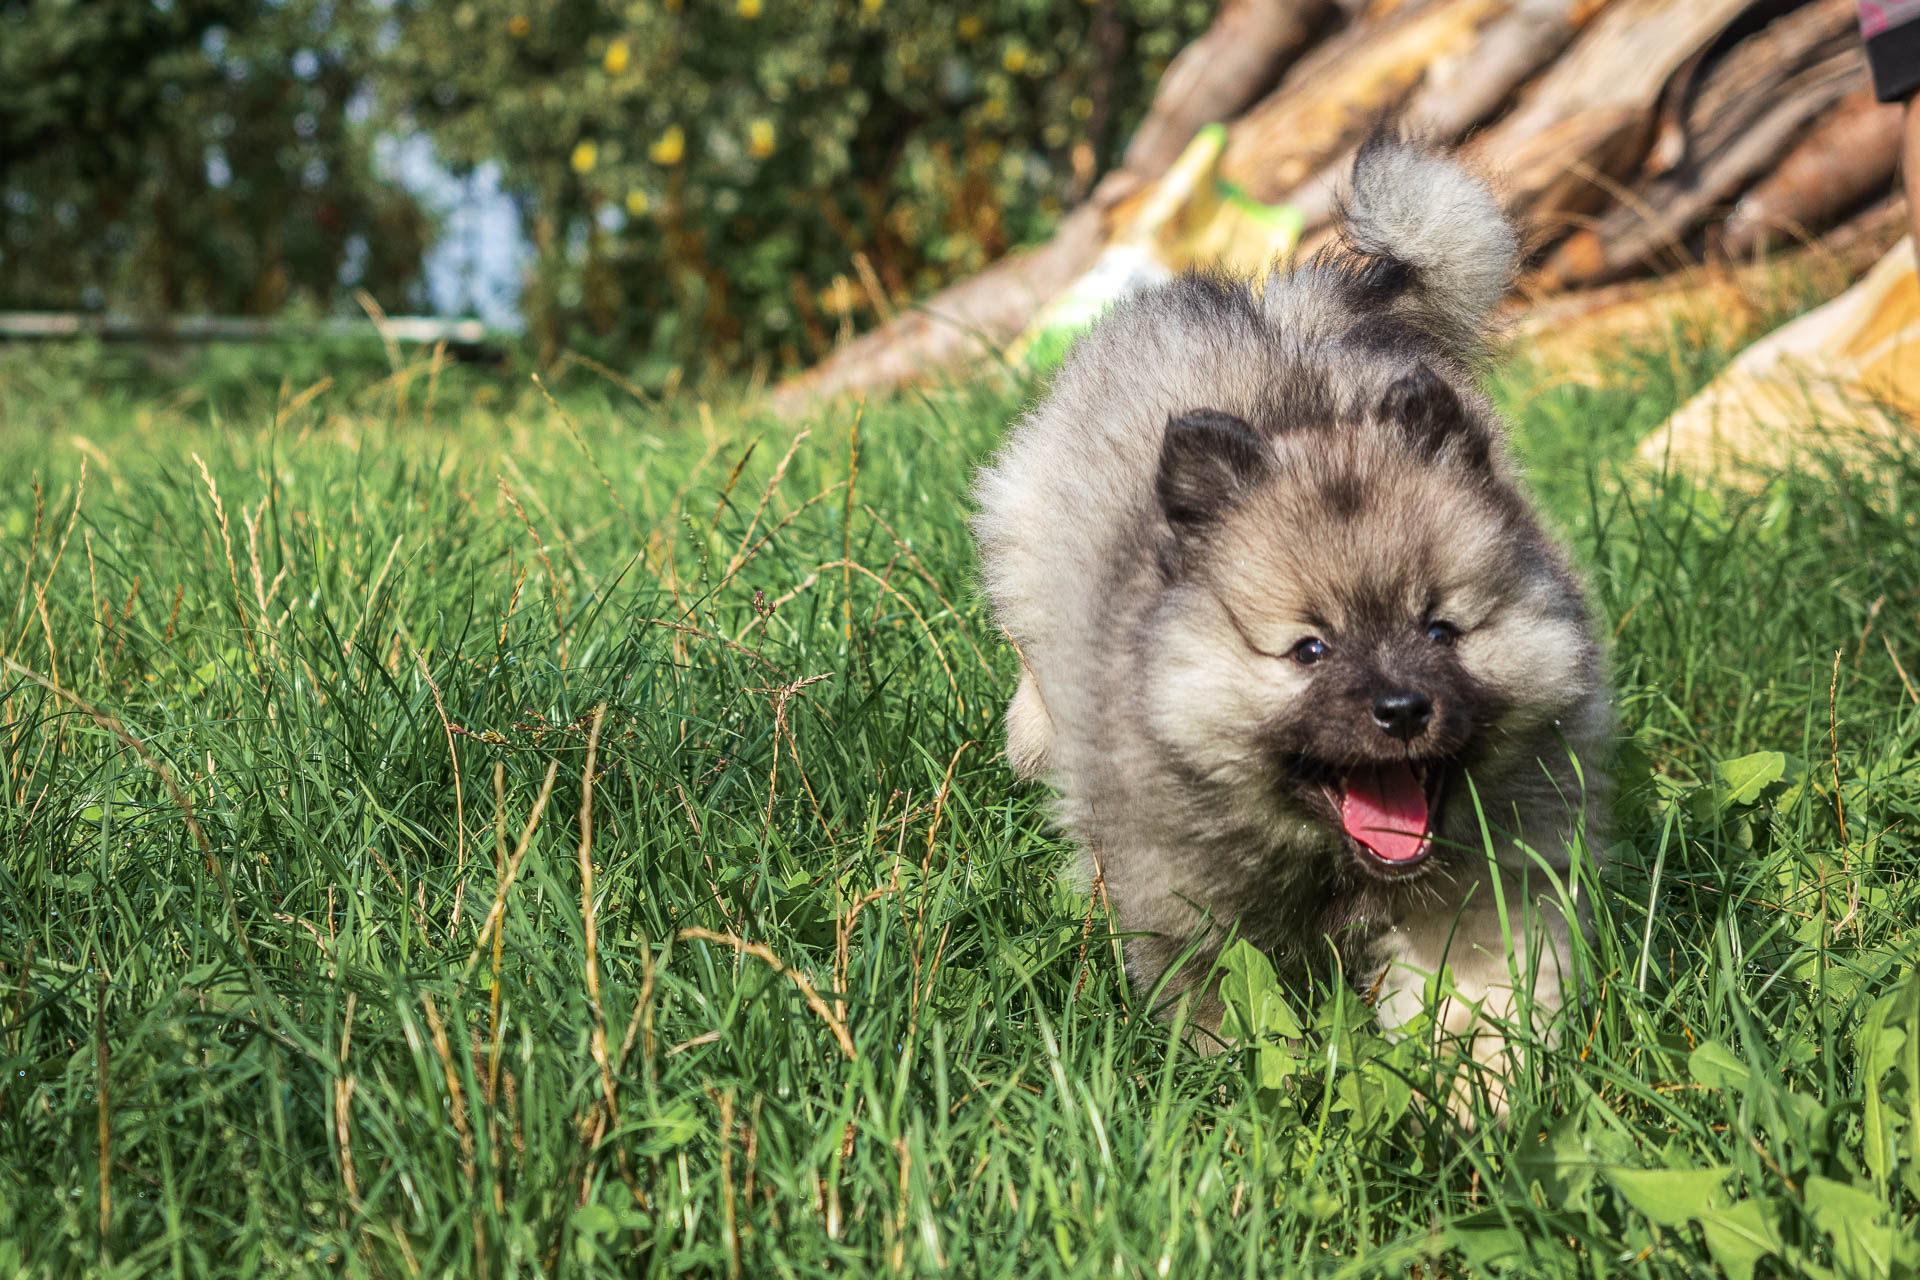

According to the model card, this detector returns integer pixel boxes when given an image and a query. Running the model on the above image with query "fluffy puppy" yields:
[973,137,1610,1110]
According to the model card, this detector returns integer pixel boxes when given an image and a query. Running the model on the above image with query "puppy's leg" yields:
[1370,863,1579,1124]
[1005,672,1055,780]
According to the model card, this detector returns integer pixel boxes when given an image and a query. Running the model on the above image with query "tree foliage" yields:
[2,0,1210,376]
[0,0,426,316]
[376,0,1212,374]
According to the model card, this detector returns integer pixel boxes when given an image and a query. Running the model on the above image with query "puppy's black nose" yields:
[1371,690,1432,741]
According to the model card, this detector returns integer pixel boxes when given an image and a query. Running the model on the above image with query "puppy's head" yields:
[1141,365,1598,878]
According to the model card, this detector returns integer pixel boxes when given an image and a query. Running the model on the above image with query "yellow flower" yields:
[507,14,530,37]
[956,14,980,39]
[570,141,598,174]
[748,119,775,159]
[738,0,761,17]
[1001,45,1026,73]
[603,39,630,74]
[980,96,1005,122]
[649,125,685,166]
[625,189,650,216]
[861,0,882,11]
[820,275,858,316]
[1070,95,1092,120]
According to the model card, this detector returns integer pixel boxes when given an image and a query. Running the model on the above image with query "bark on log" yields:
[767,0,1884,414]
[1536,0,1864,289]
[767,205,1105,417]
[1280,0,1605,234]
[1722,87,1906,257]
[1108,0,1339,202]
[1512,195,1908,380]
[1411,0,1608,138]
[1465,0,1759,233]
[1214,0,1505,203]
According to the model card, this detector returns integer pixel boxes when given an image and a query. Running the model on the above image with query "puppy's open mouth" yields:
[1337,761,1448,873]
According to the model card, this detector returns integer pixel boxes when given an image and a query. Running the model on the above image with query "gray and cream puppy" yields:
[973,137,1610,1104]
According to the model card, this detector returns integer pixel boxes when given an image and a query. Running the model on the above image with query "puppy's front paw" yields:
[1442,1016,1517,1128]
[1375,965,1540,1127]
[1372,887,1581,1127]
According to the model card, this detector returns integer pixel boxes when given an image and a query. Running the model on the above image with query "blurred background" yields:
[5,0,1913,423]
[0,0,1212,383]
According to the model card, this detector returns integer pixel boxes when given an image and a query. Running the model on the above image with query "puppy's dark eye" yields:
[1290,637,1328,665]
[1425,620,1460,646]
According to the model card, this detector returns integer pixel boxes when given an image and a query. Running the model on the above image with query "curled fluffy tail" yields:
[1338,134,1518,354]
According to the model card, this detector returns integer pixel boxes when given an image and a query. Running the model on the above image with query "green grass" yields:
[2,330,1918,1278]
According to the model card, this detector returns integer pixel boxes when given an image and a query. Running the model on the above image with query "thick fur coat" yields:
[973,138,1611,1099]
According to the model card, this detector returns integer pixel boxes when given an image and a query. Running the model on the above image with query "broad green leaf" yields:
[1298,1191,1341,1221]
[1446,1213,1530,1271]
[573,1203,618,1240]
[1514,1104,1602,1209]
[627,1103,703,1154]
[1217,939,1276,1040]
[572,1201,622,1264]
[1697,1198,1782,1280]
[1779,1090,1832,1153]
[1335,1049,1411,1133]
[1713,751,1787,809]
[1689,1040,1752,1092]
[1804,1176,1898,1279]
[1804,1175,1885,1224]
[1856,977,1919,1187]
[1607,1166,1729,1228]
[1254,1036,1306,1091]
[1217,939,1300,1042]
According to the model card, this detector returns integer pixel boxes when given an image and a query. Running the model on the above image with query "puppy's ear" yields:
[1378,363,1488,466]
[1156,409,1270,533]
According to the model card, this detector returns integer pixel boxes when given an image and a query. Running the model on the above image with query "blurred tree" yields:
[0,0,427,317]
[376,0,1211,376]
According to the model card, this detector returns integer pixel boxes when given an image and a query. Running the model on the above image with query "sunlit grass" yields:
[2,332,1917,1277]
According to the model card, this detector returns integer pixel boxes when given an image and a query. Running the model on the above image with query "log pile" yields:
[772,0,1908,414]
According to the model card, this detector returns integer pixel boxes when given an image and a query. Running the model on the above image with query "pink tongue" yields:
[1341,763,1431,862]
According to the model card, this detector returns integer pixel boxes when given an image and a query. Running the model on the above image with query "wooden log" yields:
[1213,0,1509,204]
[1722,88,1906,257]
[1512,195,1908,382]
[1634,235,1920,480]
[1280,0,1607,234]
[771,0,1339,413]
[1104,0,1339,204]
[1412,0,1611,138]
[766,205,1106,416]
[1536,0,1864,289]
[1465,0,1759,235]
